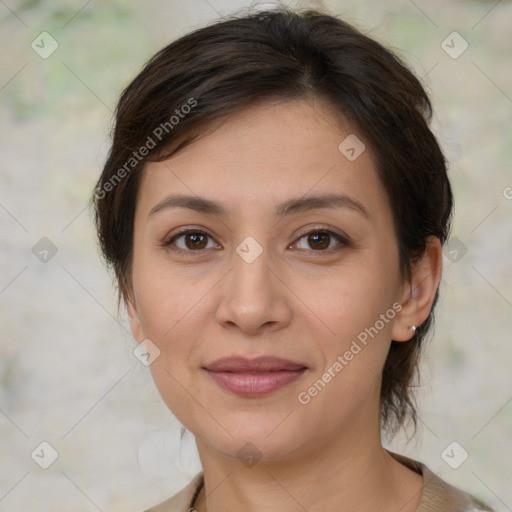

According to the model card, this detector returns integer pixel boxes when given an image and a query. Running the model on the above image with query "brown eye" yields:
[294,230,347,252]
[307,232,330,250]
[165,230,215,252]
[184,232,208,250]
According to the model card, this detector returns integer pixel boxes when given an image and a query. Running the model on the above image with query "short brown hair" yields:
[92,7,453,438]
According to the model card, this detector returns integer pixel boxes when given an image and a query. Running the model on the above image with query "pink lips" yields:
[203,356,307,397]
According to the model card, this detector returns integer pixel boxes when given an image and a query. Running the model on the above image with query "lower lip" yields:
[205,369,307,396]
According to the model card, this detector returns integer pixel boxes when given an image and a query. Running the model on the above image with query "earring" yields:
[409,325,417,334]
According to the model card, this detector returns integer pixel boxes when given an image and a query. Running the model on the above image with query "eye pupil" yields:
[309,232,330,250]
[186,232,207,250]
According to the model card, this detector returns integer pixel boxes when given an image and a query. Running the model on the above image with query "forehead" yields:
[137,97,390,222]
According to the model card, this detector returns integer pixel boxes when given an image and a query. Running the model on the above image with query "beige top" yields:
[141,450,494,512]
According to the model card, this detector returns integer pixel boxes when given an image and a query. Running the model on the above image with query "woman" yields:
[92,7,494,512]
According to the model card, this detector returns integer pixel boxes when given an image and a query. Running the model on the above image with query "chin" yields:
[200,417,310,463]
[217,435,302,465]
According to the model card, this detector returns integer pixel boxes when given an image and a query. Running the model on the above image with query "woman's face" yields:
[127,97,412,462]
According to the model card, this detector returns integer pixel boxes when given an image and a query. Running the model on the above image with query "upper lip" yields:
[203,356,307,373]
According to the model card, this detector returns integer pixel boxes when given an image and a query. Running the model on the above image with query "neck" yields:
[192,424,422,512]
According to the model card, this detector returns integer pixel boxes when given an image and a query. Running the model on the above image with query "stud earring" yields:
[409,325,417,334]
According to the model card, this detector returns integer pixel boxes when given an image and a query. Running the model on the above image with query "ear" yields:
[125,289,144,343]
[392,236,443,342]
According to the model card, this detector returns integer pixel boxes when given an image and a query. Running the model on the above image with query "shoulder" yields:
[137,455,495,512]
[138,471,204,512]
[387,450,495,512]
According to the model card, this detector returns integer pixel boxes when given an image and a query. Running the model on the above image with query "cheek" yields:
[298,261,398,343]
[292,257,400,402]
[135,280,204,362]
[294,279,396,431]
[132,247,205,338]
[130,253,213,386]
[134,273,206,423]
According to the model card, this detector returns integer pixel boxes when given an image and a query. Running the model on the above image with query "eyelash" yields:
[163,227,349,255]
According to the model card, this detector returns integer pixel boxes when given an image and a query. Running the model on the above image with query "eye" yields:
[164,230,218,252]
[163,227,348,254]
[293,229,348,252]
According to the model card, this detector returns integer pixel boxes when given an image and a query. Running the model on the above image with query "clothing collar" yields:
[142,449,493,511]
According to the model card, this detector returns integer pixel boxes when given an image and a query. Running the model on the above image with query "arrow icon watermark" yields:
[31,31,58,59]
[338,134,365,161]
[134,339,161,366]
[32,237,58,263]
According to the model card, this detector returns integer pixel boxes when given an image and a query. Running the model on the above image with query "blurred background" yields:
[0,0,511,510]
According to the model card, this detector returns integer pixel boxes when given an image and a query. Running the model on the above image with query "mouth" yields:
[202,356,308,397]
[204,368,307,396]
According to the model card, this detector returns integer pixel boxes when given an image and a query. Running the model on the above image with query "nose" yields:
[215,239,293,336]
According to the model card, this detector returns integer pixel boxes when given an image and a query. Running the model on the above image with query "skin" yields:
[127,96,442,512]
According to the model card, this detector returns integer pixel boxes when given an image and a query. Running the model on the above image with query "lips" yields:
[203,356,308,396]
[203,356,307,373]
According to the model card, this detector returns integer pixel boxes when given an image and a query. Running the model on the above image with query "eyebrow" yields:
[148,192,369,220]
